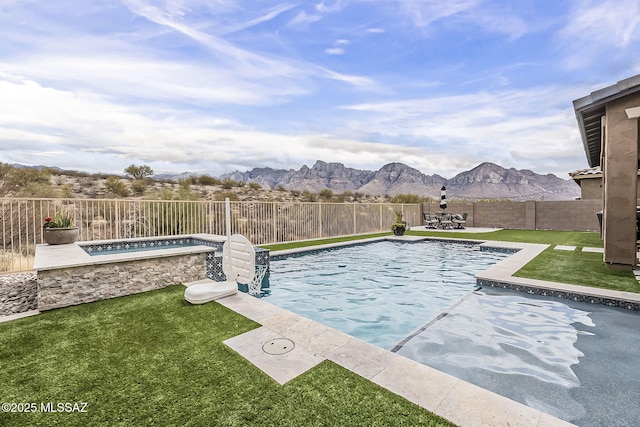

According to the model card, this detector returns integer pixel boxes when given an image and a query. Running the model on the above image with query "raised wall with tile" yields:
[37,253,206,311]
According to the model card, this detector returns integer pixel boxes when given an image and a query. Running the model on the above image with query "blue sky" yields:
[1,0,639,179]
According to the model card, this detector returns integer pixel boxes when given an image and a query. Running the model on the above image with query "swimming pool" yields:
[262,240,510,349]
[262,239,640,427]
[396,285,640,427]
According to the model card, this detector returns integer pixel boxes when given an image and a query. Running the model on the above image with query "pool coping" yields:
[216,292,575,427]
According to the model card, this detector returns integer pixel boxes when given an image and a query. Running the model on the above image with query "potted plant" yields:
[391,211,407,236]
[43,212,79,245]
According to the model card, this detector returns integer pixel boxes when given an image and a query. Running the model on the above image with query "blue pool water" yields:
[262,240,510,349]
[262,240,640,427]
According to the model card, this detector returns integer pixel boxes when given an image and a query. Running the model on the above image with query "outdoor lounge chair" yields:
[184,234,262,304]
[423,213,439,228]
[452,213,467,229]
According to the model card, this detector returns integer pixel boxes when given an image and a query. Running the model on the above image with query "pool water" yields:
[398,286,640,427]
[262,240,640,426]
[262,240,510,349]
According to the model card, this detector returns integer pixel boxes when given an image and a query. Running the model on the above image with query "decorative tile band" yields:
[81,237,222,255]
[206,248,270,286]
[479,246,519,254]
[477,278,640,311]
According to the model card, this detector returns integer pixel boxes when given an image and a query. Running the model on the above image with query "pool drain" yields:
[262,338,295,355]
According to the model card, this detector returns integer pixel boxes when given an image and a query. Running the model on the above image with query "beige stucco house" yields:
[573,74,640,269]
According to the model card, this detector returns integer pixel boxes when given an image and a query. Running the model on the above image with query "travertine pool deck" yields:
[216,293,574,427]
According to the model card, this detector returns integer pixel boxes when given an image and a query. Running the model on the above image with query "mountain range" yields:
[221,161,580,201]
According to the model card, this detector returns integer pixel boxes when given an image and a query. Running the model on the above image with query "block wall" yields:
[422,199,603,231]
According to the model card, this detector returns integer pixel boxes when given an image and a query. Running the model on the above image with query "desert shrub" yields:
[148,200,204,235]
[17,182,56,198]
[248,181,262,190]
[215,191,239,201]
[301,191,317,202]
[124,164,154,180]
[57,169,92,178]
[59,184,75,198]
[391,194,422,204]
[0,162,14,196]
[104,177,130,197]
[131,179,147,195]
[178,178,192,191]
[319,189,334,201]
[221,178,240,190]
[197,175,221,186]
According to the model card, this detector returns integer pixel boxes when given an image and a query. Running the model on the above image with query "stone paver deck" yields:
[554,245,576,251]
[216,291,575,427]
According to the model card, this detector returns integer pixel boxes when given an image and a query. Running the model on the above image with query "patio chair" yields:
[452,213,468,229]
[439,213,453,229]
[423,213,439,228]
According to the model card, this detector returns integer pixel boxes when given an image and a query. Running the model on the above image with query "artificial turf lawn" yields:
[514,247,640,292]
[406,228,604,247]
[0,286,455,427]
[406,229,638,292]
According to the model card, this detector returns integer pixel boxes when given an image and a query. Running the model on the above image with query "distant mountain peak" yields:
[220,160,579,201]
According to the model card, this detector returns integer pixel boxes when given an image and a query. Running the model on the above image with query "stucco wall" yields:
[576,177,603,200]
[603,94,640,267]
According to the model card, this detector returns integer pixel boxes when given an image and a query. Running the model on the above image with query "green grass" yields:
[514,248,640,292]
[0,286,455,427]
[406,228,604,247]
[406,228,637,293]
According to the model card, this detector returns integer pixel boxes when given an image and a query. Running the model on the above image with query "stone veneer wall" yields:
[0,273,38,315]
[37,253,206,311]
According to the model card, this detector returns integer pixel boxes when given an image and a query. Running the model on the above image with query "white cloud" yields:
[397,0,535,39]
[0,75,414,175]
[325,47,345,55]
[287,10,322,27]
[340,85,591,176]
[559,0,640,69]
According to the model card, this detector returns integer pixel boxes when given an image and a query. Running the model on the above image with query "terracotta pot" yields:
[43,227,79,245]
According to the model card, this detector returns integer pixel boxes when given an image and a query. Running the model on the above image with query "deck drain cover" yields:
[262,338,295,355]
